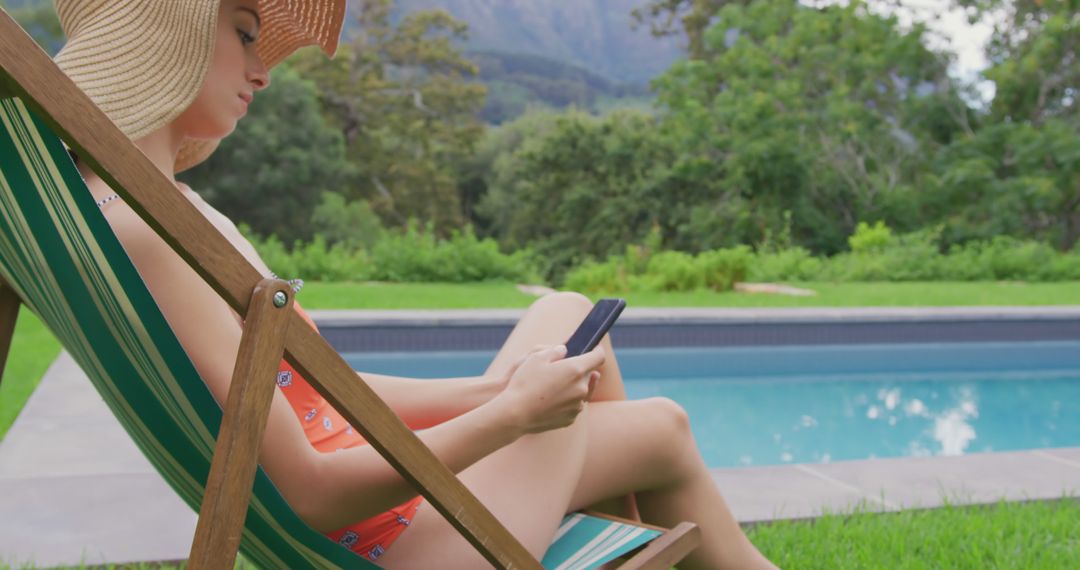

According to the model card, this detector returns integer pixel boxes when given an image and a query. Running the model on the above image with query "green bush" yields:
[243,221,538,283]
[564,245,751,293]
[1046,251,1080,280]
[310,192,384,250]
[563,258,630,294]
[822,229,945,282]
[243,227,371,282]
[749,247,823,282]
[848,221,894,253]
[946,237,1060,281]
[289,235,371,282]
[367,222,539,283]
[640,251,703,291]
[697,247,752,290]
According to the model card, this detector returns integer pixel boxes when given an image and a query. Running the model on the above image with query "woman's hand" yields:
[491,344,605,435]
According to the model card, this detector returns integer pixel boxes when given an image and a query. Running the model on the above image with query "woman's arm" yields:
[309,344,601,531]
[355,371,505,430]
[110,204,602,532]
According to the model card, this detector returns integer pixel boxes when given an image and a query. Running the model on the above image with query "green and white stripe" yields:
[0,95,359,569]
[0,95,660,569]
[543,514,661,569]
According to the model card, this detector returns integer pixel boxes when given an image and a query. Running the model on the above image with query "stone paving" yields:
[2,308,1079,566]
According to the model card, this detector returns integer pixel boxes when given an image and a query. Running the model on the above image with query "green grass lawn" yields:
[0,306,60,440]
[747,498,1080,569]
[297,280,1080,309]
[296,280,539,308]
[6,499,1077,569]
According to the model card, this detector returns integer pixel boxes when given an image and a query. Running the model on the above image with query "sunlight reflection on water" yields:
[624,372,1080,467]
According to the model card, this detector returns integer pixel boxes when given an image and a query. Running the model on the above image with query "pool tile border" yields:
[308,306,1080,352]
[713,448,1080,524]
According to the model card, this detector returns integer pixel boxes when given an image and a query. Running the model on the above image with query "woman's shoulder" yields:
[173,181,241,233]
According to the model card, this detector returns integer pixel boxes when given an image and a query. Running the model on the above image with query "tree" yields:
[180,64,354,244]
[956,0,1078,124]
[477,109,688,281]
[930,120,1080,248]
[935,0,1080,249]
[653,0,970,253]
[2,0,63,54]
[631,0,750,59]
[289,0,487,233]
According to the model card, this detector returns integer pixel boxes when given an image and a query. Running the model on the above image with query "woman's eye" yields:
[237,29,256,45]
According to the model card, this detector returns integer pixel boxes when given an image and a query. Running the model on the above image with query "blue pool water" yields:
[343,341,1080,468]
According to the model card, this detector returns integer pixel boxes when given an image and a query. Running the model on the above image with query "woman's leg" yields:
[485,291,638,518]
[486,292,628,402]
[377,398,592,568]
[376,398,774,570]
[566,399,774,569]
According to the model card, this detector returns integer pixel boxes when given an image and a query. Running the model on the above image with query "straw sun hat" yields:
[53,0,347,173]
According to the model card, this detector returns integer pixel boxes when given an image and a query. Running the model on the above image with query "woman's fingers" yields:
[559,346,606,376]
[548,344,569,361]
[586,371,600,402]
[505,344,560,379]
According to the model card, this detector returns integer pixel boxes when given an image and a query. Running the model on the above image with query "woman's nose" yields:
[248,57,270,91]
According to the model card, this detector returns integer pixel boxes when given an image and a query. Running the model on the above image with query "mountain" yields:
[390,0,684,85]
[470,50,651,123]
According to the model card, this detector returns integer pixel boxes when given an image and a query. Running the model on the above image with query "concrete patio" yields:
[1,342,1078,567]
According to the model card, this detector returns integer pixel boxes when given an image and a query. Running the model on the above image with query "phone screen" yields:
[564,298,626,357]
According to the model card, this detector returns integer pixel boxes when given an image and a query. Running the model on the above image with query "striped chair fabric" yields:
[0,95,659,568]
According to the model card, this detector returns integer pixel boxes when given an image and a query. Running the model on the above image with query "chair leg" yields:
[0,278,21,389]
[187,279,295,570]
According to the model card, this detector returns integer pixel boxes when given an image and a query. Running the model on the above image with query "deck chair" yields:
[0,9,700,570]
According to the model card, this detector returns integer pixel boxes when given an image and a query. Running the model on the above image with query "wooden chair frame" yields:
[0,277,18,390]
[0,9,700,569]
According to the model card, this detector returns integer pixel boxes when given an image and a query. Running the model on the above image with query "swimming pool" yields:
[343,341,1080,468]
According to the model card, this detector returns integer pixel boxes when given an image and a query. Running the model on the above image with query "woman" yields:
[58,0,777,567]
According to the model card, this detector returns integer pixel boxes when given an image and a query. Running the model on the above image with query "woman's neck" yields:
[78,124,185,188]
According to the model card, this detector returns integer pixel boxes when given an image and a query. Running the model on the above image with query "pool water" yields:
[343,341,1080,468]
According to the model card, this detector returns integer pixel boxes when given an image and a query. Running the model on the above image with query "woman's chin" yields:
[188,121,237,142]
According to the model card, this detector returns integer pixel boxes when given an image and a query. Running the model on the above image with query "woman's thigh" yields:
[376,411,589,568]
[486,291,627,401]
[376,399,687,569]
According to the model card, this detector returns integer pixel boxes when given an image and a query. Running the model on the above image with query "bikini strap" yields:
[95,193,121,208]
[271,272,305,294]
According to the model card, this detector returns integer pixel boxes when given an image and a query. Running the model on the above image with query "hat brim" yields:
[177,0,347,173]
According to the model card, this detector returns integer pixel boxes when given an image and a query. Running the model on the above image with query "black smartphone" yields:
[564,298,626,357]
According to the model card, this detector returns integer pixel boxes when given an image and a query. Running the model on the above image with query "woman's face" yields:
[173,0,270,141]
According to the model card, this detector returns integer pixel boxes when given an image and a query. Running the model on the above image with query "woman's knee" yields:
[646,397,692,438]
[641,397,698,472]
[531,290,593,315]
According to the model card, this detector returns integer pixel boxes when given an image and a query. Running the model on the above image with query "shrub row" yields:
[242,222,540,283]
[244,220,1080,288]
[564,246,752,294]
[749,224,1080,283]
[565,223,1080,293]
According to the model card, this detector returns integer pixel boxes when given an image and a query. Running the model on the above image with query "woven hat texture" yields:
[53,0,346,173]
